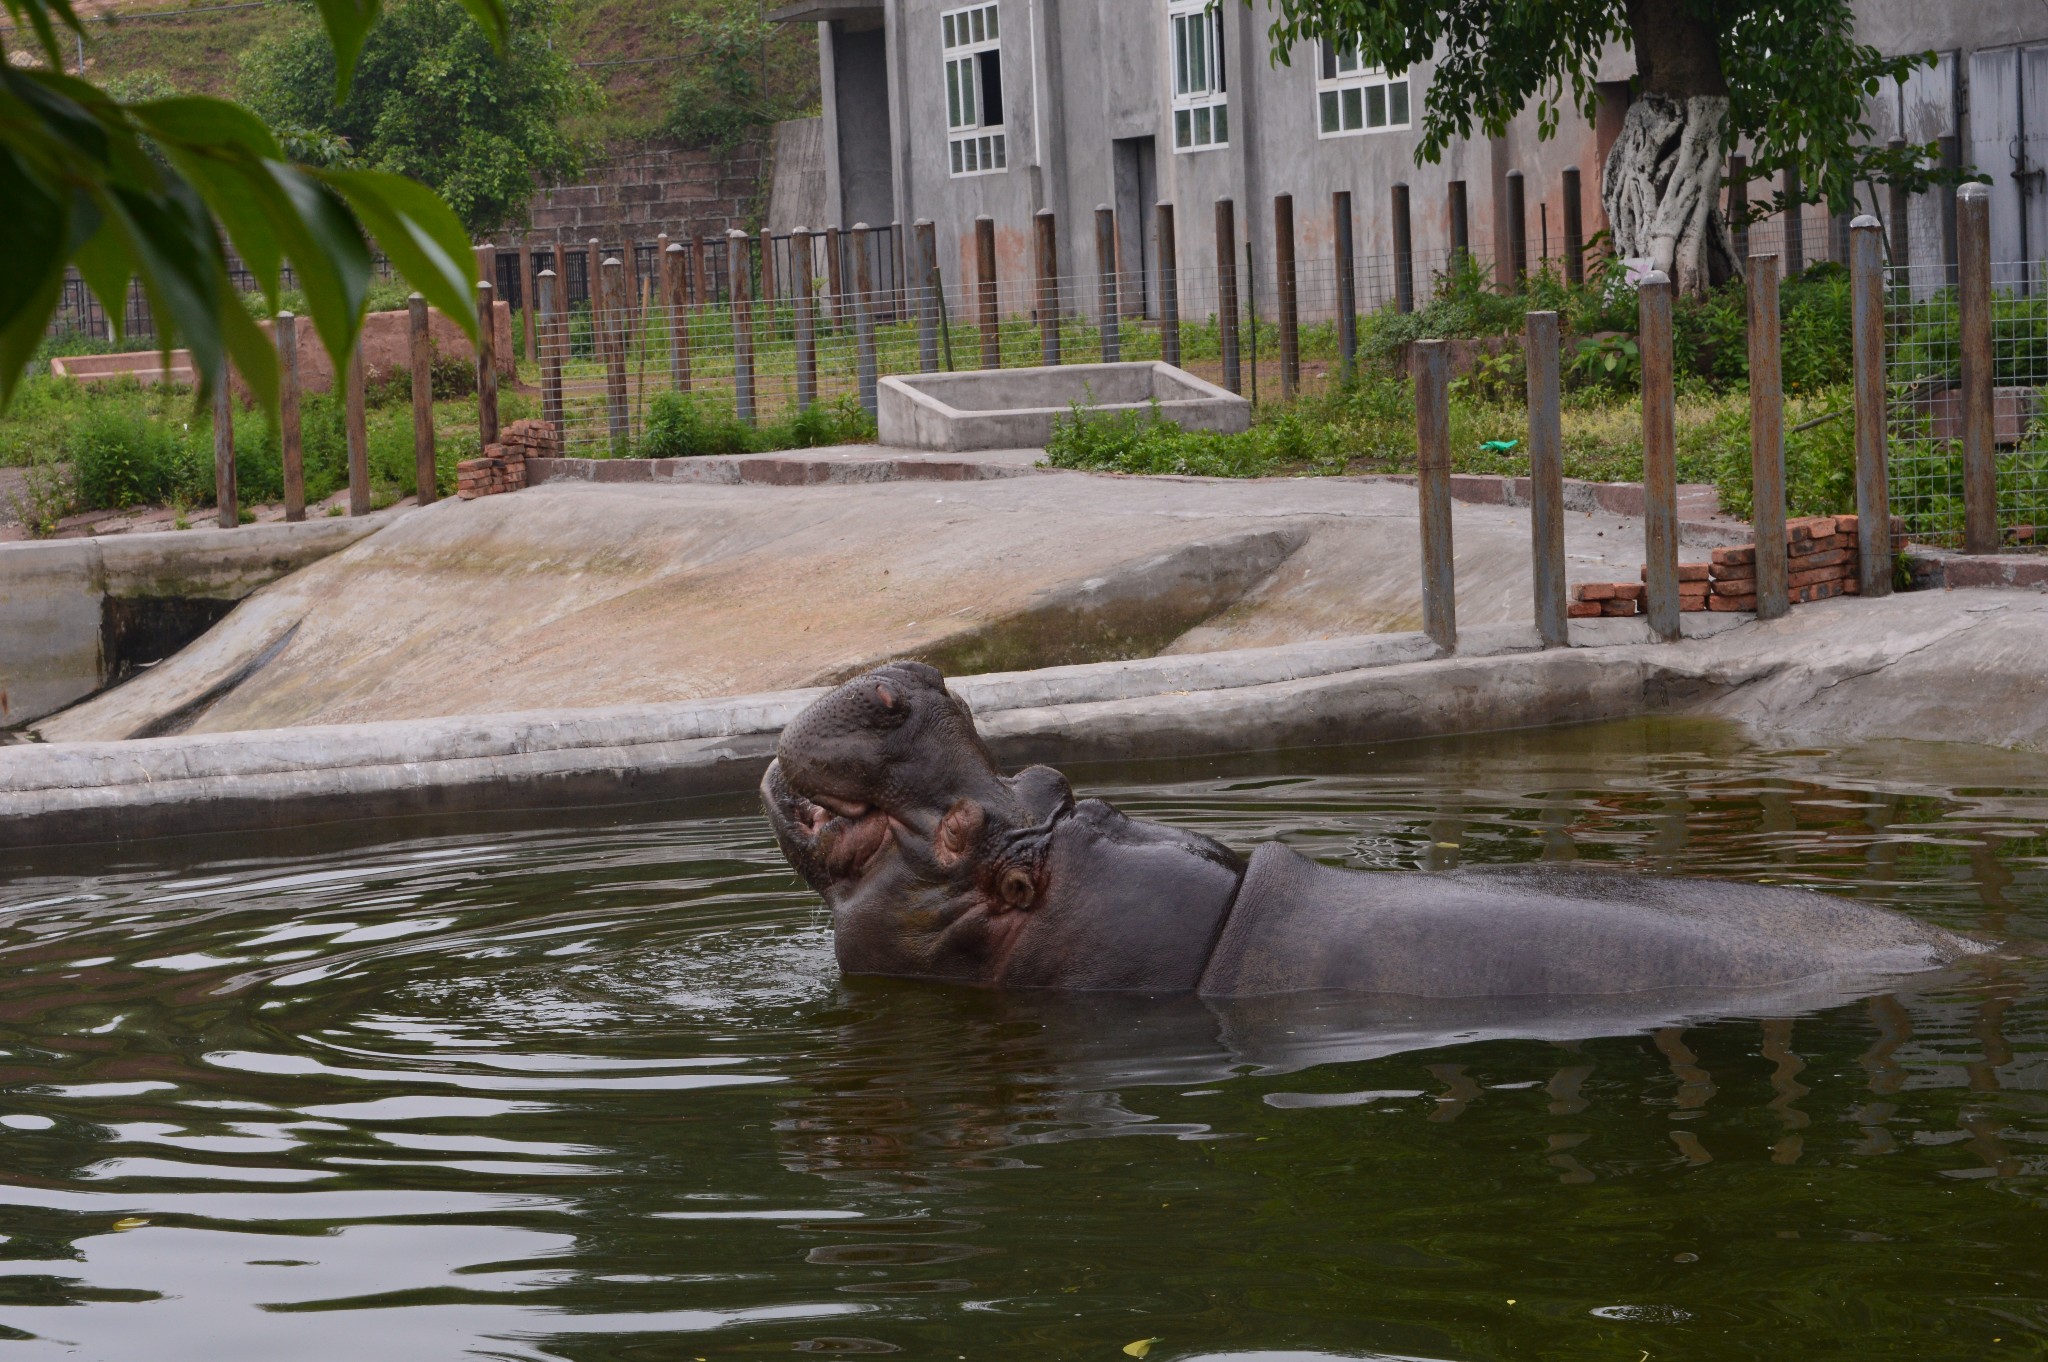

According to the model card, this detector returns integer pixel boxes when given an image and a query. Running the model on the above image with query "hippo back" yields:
[1198,844,1979,999]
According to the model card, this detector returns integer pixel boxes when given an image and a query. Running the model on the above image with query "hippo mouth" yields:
[764,759,906,889]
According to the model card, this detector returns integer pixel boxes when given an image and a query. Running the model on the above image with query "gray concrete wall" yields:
[0,515,396,729]
[765,117,829,232]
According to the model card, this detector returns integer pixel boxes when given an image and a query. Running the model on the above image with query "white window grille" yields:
[1169,0,1228,152]
[1316,39,1411,137]
[943,3,1007,177]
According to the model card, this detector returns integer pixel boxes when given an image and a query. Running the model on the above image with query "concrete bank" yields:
[0,512,401,728]
[6,593,2041,849]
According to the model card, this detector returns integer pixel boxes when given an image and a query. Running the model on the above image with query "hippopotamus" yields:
[761,662,1982,997]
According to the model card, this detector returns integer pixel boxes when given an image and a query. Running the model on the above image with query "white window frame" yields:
[1169,0,1229,153]
[942,2,1007,178]
[1315,38,1411,138]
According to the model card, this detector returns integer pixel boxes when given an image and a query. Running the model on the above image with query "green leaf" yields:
[318,166,477,341]
[0,144,68,407]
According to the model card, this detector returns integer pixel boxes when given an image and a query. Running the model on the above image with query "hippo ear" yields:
[997,867,1037,910]
[933,799,985,869]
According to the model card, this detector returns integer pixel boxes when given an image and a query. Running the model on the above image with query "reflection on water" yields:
[0,717,2044,1361]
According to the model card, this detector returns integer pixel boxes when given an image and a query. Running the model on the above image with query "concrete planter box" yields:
[878,362,1251,452]
[1922,383,2038,447]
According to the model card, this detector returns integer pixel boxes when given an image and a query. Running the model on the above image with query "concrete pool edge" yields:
[4,592,2045,848]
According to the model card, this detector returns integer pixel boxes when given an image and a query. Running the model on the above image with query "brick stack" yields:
[1708,514,1904,609]
[456,419,560,501]
[1571,564,1711,617]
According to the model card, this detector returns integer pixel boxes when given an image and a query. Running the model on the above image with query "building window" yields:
[1169,0,1228,152]
[943,3,1006,176]
[1316,39,1410,136]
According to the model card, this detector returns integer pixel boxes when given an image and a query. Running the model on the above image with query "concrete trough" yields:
[878,361,1251,452]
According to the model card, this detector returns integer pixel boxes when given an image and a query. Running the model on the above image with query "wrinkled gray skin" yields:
[762,663,1983,996]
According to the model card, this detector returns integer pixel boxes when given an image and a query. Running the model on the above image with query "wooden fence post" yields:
[1334,191,1357,380]
[891,220,908,321]
[1526,310,1566,646]
[538,269,563,426]
[1561,166,1585,285]
[975,215,1000,369]
[691,236,709,309]
[1748,254,1790,619]
[854,222,879,415]
[1216,197,1241,394]
[1096,204,1121,363]
[477,279,500,447]
[1783,161,1804,273]
[213,373,237,528]
[409,293,435,505]
[825,225,844,327]
[277,311,303,521]
[519,234,537,365]
[1639,270,1680,640]
[1887,138,1912,266]
[346,339,369,517]
[665,240,691,392]
[730,229,756,425]
[759,227,777,306]
[1958,182,1997,554]
[599,259,627,448]
[475,241,497,300]
[793,226,817,407]
[1036,208,1062,366]
[1850,214,1893,597]
[1274,192,1298,398]
[1389,183,1414,313]
[915,220,940,373]
[1157,202,1181,369]
[586,237,603,313]
[1414,338,1456,652]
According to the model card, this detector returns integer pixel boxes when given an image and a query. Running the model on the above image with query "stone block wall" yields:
[516,135,770,244]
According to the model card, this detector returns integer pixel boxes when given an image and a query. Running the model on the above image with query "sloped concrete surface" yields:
[4,593,2045,848]
[28,472,1672,742]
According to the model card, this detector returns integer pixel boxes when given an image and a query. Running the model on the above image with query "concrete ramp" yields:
[30,471,1658,741]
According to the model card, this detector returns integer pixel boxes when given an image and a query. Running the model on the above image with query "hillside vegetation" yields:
[63,0,816,147]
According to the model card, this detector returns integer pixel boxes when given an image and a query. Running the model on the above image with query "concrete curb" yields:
[527,453,1038,486]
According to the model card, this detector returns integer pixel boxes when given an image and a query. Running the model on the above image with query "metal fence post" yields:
[665,240,691,392]
[1850,214,1893,597]
[1415,338,1456,652]
[825,225,844,327]
[213,373,238,528]
[1526,310,1566,646]
[586,237,603,313]
[1390,182,1414,313]
[854,222,879,416]
[1036,208,1061,365]
[1561,167,1585,286]
[1157,202,1181,369]
[1506,170,1529,287]
[975,215,1000,369]
[346,339,369,516]
[1783,161,1804,273]
[1334,191,1357,380]
[793,226,817,407]
[1748,254,1790,619]
[477,279,500,447]
[730,228,756,425]
[1639,271,1680,639]
[915,219,940,373]
[1448,180,1470,268]
[277,311,304,521]
[758,227,777,305]
[599,259,627,449]
[409,293,435,505]
[1216,197,1241,394]
[519,234,537,364]
[1096,204,1121,363]
[538,269,563,426]
[1958,183,1997,554]
[1274,192,1298,398]
[891,220,907,321]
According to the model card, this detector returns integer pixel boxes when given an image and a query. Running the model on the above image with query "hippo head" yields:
[761,662,1078,983]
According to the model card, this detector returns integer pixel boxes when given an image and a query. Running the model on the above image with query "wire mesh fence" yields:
[1885,259,2048,550]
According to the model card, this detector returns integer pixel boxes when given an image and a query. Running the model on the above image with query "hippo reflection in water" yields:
[761,662,1983,999]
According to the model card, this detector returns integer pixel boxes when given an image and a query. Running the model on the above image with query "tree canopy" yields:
[242,0,597,234]
[1260,0,1939,222]
[0,0,506,409]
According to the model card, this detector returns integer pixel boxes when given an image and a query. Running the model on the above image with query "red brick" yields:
[1790,533,1846,556]
[1713,561,1757,583]
[1640,563,1711,582]
[1711,578,1759,596]
[1711,544,1756,567]
[1600,597,1640,616]
[1709,593,1757,611]
[1577,582,1618,602]
[1789,565,1854,589]
[1832,513,1861,535]
[1786,547,1854,570]
[1567,601,1603,618]
[1613,583,1645,602]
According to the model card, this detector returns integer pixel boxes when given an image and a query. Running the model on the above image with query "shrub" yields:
[639,391,876,459]
[70,406,210,509]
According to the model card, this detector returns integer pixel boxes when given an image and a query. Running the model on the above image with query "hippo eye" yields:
[999,867,1036,910]
[875,683,898,710]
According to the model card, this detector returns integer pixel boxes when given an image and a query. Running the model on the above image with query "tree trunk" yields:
[1604,0,1739,294]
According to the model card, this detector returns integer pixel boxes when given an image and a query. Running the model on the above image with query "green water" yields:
[1,718,2045,1361]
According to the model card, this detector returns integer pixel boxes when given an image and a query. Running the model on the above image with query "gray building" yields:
[772,0,2048,317]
